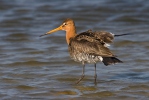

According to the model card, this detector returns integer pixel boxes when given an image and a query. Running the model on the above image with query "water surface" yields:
[0,0,149,99]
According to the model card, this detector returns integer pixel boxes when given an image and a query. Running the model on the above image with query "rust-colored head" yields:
[40,18,75,37]
[40,18,77,44]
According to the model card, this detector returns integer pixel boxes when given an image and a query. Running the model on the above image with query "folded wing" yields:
[69,30,115,57]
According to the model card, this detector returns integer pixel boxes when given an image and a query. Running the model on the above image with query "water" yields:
[0,0,149,99]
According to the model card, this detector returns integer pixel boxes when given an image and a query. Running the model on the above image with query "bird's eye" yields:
[63,23,67,25]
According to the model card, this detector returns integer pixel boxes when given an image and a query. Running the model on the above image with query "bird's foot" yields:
[75,75,85,84]
[94,74,97,85]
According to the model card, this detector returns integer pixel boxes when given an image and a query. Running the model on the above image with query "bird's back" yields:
[68,30,121,65]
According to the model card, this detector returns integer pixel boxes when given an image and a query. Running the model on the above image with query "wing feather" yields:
[69,31,115,57]
[75,30,114,43]
[93,31,114,43]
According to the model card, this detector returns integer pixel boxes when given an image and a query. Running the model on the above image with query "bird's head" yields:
[40,18,75,37]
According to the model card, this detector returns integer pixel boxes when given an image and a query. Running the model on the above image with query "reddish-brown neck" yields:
[66,25,76,44]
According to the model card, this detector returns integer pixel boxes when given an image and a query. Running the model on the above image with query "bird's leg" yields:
[94,63,97,84]
[76,62,85,84]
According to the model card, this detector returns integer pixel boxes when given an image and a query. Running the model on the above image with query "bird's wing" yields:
[92,30,114,43]
[69,32,115,57]
[76,30,114,44]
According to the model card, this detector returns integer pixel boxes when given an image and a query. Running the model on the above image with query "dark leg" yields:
[94,63,97,84]
[76,63,85,84]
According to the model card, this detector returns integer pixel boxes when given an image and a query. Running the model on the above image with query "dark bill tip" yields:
[39,34,47,37]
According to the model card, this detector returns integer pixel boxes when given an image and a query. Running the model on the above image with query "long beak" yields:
[39,25,63,37]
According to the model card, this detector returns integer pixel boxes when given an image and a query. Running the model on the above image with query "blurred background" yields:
[0,0,149,99]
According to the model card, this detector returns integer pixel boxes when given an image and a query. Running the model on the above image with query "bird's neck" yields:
[66,26,77,45]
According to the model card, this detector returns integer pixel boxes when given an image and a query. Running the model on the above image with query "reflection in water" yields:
[0,0,149,99]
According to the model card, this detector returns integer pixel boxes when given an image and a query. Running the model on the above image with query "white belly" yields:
[70,53,103,63]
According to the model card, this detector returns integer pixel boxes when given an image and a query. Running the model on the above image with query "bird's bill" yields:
[40,25,63,37]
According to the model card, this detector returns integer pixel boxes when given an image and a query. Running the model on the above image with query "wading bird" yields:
[40,18,125,84]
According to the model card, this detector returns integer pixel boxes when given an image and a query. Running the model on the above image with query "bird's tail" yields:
[102,57,123,66]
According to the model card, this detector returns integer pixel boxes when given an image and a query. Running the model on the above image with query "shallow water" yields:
[0,0,149,99]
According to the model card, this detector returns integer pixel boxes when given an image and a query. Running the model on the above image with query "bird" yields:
[40,18,124,84]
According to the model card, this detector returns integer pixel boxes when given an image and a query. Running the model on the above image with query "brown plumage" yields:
[40,18,122,84]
